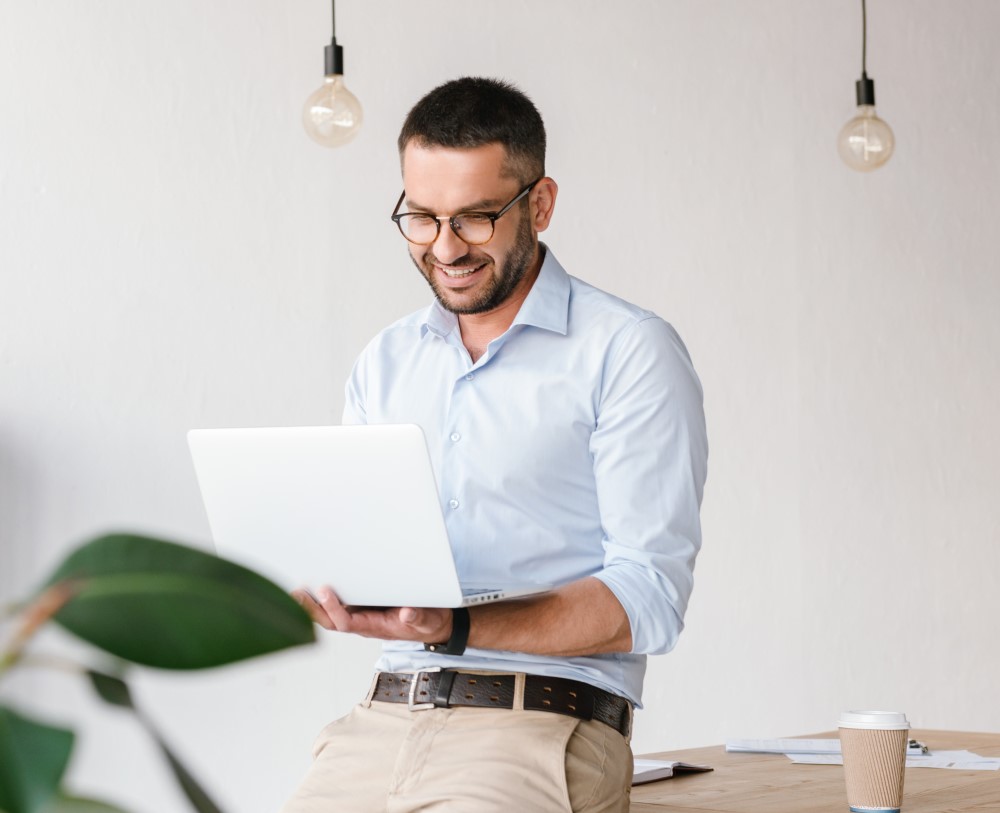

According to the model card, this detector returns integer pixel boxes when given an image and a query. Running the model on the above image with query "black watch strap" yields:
[424,607,470,656]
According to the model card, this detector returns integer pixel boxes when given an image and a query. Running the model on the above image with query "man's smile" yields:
[433,261,488,283]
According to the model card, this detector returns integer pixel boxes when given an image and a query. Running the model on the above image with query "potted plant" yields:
[0,533,315,812]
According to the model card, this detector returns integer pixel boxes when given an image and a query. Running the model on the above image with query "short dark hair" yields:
[398,77,546,184]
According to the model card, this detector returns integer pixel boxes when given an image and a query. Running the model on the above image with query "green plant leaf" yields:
[0,705,75,813]
[85,671,134,710]
[40,534,315,670]
[40,794,131,812]
[84,670,222,812]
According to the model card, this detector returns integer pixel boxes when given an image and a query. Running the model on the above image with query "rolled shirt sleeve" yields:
[589,317,708,655]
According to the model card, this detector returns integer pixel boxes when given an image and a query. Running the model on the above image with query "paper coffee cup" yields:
[838,711,910,813]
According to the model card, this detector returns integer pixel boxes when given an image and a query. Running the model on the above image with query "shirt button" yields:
[465,373,474,381]
[450,432,461,442]
[449,499,460,510]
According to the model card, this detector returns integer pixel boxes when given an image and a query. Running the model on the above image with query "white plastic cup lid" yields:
[838,710,910,730]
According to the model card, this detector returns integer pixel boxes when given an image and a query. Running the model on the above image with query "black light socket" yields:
[855,72,876,106]
[324,38,344,76]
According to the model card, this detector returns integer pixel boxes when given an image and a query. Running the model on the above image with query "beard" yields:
[411,206,537,315]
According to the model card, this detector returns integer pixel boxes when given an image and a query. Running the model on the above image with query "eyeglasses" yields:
[390,178,541,246]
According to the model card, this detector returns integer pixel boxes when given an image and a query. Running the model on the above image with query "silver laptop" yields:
[187,424,551,607]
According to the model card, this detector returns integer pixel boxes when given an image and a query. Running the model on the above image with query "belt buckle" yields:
[407,667,441,711]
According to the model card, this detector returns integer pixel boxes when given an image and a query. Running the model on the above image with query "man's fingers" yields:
[291,588,335,630]
[398,607,452,641]
[315,586,357,631]
[294,589,450,641]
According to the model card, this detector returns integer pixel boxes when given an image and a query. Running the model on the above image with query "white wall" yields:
[2,1,998,810]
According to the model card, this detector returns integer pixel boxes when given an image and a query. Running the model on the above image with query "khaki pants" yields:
[282,691,633,812]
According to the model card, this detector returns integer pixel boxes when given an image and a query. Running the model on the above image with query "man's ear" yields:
[531,178,558,233]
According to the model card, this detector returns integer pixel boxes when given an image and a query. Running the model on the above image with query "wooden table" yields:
[630,730,1000,812]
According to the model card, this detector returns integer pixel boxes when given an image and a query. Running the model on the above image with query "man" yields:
[285,77,707,812]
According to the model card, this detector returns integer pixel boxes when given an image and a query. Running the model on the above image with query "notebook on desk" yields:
[632,759,713,785]
[187,424,551,608]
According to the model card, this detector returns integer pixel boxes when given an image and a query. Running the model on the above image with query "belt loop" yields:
[433,670,457,708]
[512,672,526,711]
[362,672,379,708]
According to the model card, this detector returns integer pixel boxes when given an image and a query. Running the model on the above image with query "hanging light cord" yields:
[861,0,868,76]
[331,0,337,39]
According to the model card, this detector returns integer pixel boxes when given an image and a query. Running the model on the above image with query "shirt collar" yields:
[419,244,570,338]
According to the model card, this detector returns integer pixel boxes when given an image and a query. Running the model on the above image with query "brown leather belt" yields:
[372,670,632,738]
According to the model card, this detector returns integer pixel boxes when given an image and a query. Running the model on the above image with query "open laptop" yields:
[187,424,551,607]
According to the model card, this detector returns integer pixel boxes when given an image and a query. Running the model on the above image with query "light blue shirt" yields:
[343,247,707,706]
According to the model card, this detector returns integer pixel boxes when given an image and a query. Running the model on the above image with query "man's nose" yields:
[431,219,470,265]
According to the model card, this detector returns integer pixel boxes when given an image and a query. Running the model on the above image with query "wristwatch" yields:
[424,607,470,656]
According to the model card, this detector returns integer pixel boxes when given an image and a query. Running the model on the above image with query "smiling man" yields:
[397,142,540,320]
[284,77,708,813]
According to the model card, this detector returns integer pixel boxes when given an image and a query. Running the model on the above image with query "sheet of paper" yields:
[907,751,1000,770]
[786,751,1000,771]
[726,738,841,754]
[786,753,844,765]
[727,739,927,756]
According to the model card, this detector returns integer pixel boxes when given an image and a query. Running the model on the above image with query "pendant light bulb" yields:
[303,69,363,148]
[838,75,894,172]
[839,0,893,171]
[303,3,362,148]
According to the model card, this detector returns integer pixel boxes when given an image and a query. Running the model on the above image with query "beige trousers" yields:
[282,694,633,812]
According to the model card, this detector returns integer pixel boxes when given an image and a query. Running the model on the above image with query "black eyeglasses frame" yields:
[390,177,542,246]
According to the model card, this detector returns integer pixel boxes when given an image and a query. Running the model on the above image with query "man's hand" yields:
[292,586,453,644]
[293,578,631,657]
